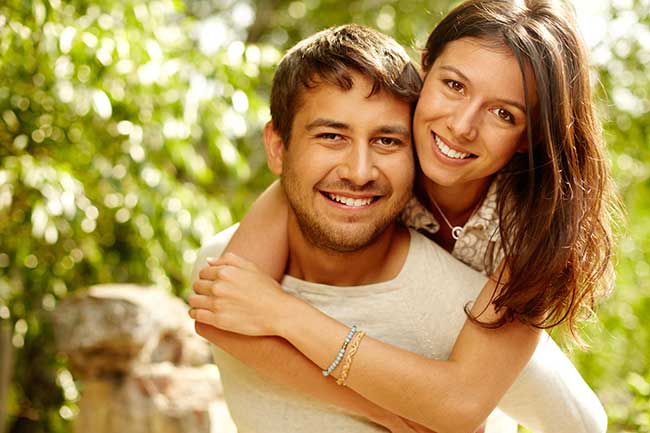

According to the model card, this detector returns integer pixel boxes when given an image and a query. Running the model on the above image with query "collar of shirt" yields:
[401,178,500,239]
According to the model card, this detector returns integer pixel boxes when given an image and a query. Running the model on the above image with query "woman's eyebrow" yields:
[439,65,470,83]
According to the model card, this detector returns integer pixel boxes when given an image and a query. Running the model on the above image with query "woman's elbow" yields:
[424,397,492,433]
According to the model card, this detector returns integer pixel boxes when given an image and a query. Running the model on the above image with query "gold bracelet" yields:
[336,331,366,386]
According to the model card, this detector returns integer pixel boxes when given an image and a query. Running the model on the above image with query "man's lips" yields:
[321,192,379,208]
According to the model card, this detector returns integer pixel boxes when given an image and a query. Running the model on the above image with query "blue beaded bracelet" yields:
[322,325,357,376]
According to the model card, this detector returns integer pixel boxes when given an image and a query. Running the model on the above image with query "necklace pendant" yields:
[451,226,463,240]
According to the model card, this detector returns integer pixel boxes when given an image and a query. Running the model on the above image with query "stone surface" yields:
[53,284,234,433]
[53,284,212,377]
[73,364,224,433]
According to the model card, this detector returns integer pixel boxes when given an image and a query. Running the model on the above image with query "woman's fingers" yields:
[192,279,210,295]
[207,252,260,272]
[198,264,223,280]
[198,261,247,283]
[189,257,287,337]
[189,307,222,328]
[188,293,218,311]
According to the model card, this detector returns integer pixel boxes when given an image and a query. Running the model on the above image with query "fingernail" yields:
[188,308,195,318]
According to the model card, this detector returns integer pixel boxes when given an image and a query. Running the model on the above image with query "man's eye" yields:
[444,80,464,93]
[376,137,401,147]
[318,133,342,140]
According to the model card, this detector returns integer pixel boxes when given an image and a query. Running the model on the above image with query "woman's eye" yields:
[494,108,514,123]
[444,80,464,93]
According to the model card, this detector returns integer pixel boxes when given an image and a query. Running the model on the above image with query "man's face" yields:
[268,72,414,252]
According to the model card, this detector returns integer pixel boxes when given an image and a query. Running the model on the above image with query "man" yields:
[190,25,605,433]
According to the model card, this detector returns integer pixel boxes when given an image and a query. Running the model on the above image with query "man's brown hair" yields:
[270,24,421,145]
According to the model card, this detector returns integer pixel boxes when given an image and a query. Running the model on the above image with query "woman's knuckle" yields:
[217,266,232,280]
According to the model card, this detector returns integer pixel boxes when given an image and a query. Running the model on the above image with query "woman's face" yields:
[413,37,538,191]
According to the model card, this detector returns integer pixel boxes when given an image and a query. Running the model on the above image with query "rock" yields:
[53,284,233,433]
[74,364,224,433]
[53,284,212,377]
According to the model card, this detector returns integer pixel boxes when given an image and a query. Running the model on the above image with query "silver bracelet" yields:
[322,325,357,376]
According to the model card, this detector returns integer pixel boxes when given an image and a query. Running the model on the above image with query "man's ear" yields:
[264,121,285,175]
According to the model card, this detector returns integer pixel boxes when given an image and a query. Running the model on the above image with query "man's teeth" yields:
[328,194,373,207]
[434,134,471,159]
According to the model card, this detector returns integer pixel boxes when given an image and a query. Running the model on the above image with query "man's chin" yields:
[301,223,393,253]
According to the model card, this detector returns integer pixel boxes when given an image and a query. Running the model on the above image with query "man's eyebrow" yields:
[372,125,410,138]
[440,65,526,112]
[306,119,410,137]
[305,118,351,131]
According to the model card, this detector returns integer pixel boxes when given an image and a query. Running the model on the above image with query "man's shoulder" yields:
[191,223,239,283]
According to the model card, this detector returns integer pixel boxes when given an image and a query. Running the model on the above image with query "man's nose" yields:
[337,144,379,186]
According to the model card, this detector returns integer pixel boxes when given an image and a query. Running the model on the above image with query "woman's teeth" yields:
[434,134,471,159]
[328,194,373,207]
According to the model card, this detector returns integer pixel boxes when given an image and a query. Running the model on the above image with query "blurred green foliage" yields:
[0,0,648,432]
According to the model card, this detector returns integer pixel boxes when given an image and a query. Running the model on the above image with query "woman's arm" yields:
[192,254,605,433]
[221,179,288,280]
[276,272,540,433]
[193,323,434,433]
[191,254,538,433]
[272,281,606,433]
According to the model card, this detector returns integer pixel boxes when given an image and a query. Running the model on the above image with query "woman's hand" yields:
[188,252,298,336]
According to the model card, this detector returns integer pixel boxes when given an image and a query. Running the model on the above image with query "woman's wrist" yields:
[271,291,314,338]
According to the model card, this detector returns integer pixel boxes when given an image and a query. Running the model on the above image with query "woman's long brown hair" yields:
[421,0,620,341]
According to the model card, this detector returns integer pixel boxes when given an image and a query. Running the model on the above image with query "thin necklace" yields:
[429,195,482,241]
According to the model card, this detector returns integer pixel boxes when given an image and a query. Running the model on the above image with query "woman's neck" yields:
[417,173,493,231]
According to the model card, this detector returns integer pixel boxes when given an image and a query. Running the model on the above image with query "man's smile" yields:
[321,192,379,208]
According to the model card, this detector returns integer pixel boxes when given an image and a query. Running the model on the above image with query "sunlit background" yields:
[0,0,648,432]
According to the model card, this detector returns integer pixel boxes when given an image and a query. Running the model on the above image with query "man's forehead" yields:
[296,78,411,126]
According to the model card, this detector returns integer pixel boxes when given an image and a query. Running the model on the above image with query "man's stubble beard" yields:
[280,167,412,253]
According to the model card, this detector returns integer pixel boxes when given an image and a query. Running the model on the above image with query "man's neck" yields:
[285,214,410,287]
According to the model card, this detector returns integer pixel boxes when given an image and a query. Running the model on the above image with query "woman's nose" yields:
[446,104,479,142]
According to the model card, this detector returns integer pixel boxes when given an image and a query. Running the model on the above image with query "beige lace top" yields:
[401,179,503,276]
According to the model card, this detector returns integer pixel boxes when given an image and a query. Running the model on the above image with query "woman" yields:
[190,0,617,432]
